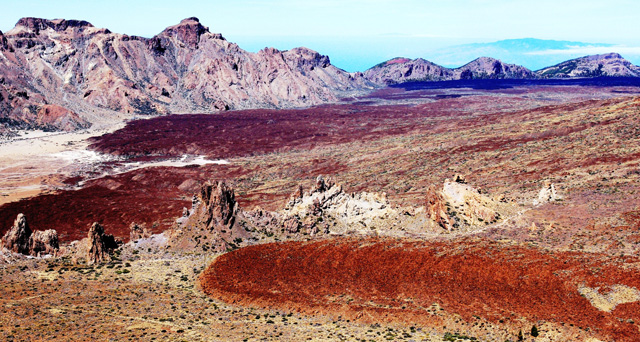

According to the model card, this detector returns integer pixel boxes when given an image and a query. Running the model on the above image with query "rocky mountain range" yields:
[364,56,534,85]
[363,53,640,85]
[0,17,371,133]
[1,16,640,134]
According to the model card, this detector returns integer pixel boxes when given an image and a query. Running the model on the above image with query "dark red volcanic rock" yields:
[0,16,371,133]
[201,238,640,341]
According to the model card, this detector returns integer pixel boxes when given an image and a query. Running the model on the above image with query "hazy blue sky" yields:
[2,0,640,71]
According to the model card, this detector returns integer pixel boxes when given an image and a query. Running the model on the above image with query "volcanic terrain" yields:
[2,56,640,340]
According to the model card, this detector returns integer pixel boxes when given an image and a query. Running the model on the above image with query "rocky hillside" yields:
[453,57,535,79]
[364,56,535,85]
[0,17,371,134]
[363,57,453,85]
[536,52,640,78]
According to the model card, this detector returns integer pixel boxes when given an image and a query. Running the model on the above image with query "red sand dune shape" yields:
[201,238,640,341]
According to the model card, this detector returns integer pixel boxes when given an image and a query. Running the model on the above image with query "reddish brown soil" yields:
[0,164,248,241]
[201,237,640,341]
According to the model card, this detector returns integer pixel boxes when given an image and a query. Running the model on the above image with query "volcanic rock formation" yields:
[169,181,249,252]
[1,213,59,256]
[86,222,119,264]
[0,17,371,134]
[425,177,513,231]
[536,53,640,78]
[280,176,406,236]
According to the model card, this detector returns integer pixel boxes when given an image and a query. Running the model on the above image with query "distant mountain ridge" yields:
[364,53,640,85]
[426,38,617,70]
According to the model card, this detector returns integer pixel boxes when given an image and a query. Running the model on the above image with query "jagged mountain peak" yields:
[157,16,215,47]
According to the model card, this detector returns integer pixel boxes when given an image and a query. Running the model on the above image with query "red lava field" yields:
[2,85,639,242]
[202,238,640,341]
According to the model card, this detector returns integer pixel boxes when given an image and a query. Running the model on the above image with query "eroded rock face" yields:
[2,214,31,254]
[198,181,237,230]
[169,181,247,253]
[281,176,402,236]
[1,213,59,256]
[87,222,118,264]
[364,58,453,85]
[425,185,453,231]
[364,56,535,85]
[537,53,640,78]
[453,57,535,80]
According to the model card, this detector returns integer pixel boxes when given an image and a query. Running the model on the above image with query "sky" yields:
[2,0,640,71]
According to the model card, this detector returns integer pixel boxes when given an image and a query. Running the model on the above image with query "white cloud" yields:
[527,45,640,56]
